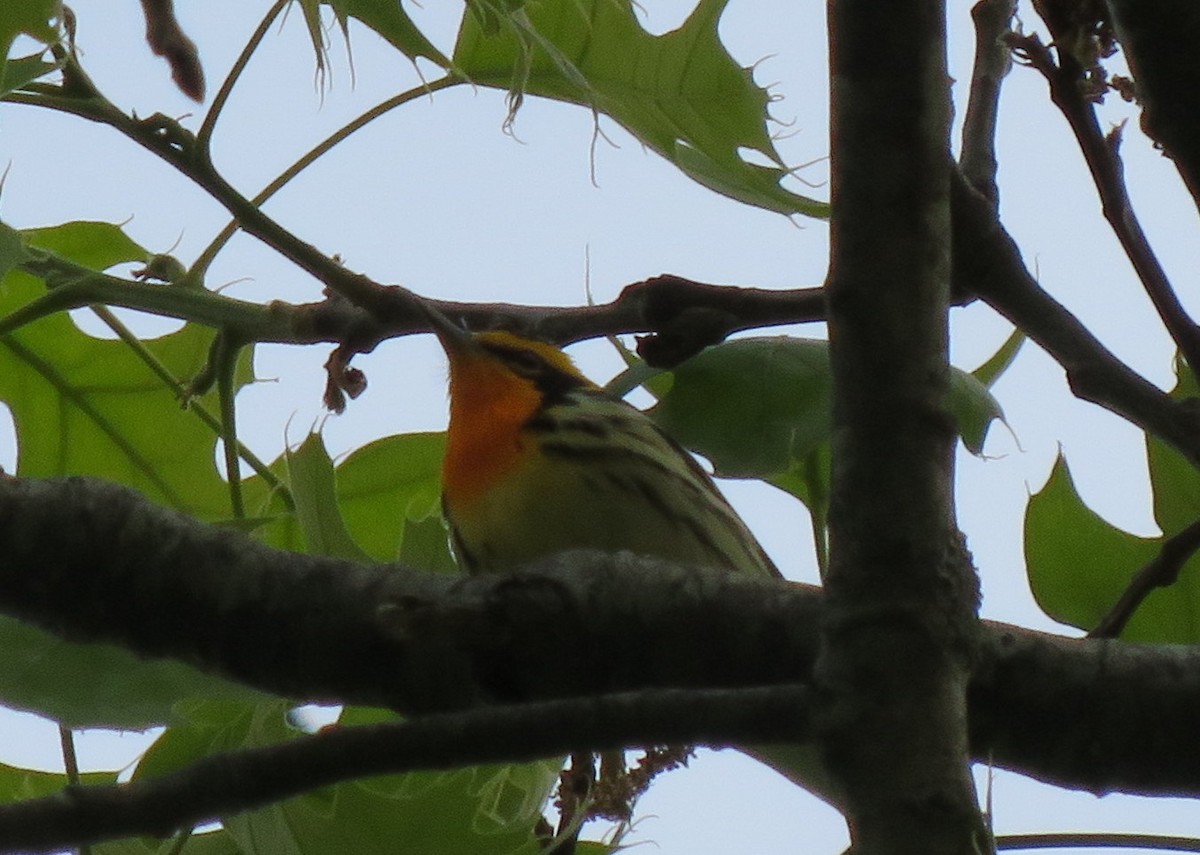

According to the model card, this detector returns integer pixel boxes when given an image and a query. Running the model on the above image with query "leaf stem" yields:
[57,726,92,855]
[196,0,290,153]
[213,333,246,518]
[7,250,283,337]
[191,74,462,281]
[86,304,287,498]
[804,449,829,581]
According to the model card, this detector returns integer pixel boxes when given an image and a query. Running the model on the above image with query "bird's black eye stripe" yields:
[479,341,546,377]
[481,341,588,397]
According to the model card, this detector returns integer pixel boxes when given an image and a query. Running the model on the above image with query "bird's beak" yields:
[416,299,477,358]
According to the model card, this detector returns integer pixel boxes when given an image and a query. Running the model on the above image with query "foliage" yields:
[0,2,835,849]
[1,0,1197,852]
[1028,358,1200,642]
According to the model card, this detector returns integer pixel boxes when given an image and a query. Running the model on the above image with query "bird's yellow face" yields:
[437,330,594,512]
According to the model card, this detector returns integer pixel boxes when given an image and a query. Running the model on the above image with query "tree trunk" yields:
[818,1,987,850]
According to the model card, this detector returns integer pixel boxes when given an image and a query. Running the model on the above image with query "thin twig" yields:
[960,0,1017,205]
[549,751,595,855]
[951,168,1200,468]
[139,0,205,101]
[57,727,93,855]
[6,63,387,310]
[191,75,462,281]
[0,686,811,854]
[210,333,246,518]
[997,832,1200,852]
[86,304,287,499]
[1010,32,1200,381]
[196,0,288,150]
[1089,517,1200,639]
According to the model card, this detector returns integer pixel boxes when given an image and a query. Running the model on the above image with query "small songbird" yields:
[422,306,809,837]
[422,306,780,580]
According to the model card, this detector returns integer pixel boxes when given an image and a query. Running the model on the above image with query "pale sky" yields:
[1,1,1197,851]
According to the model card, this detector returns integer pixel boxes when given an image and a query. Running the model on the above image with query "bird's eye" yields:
[504,348,546,378]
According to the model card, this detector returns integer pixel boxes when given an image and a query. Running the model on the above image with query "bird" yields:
[419,305,798,844]
[420,305,782,581]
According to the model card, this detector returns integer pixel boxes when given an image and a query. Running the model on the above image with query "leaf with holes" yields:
[453,0,827,217]
[0,221,253,518]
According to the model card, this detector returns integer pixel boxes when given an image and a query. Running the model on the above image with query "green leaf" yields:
[329,708,556,855]
[453,0,827,218]
[0,760,115,801]
[650,337,832,480]
[397,513,459,574]
[298,0,450,74]
[0,221,252,520]
[333,0,449,65]
[948,368,1003,456]
[243,431,456,569]
[335,432,456,570]
[133,699,266,782]
[93,829,243,855]
[1147,433,1200,541]
[0,49,59,95]
[0,221,272,728]
[648,335,1004,561]
[1023,453,1200,640]
[650,336,1004,474]
[287,432,372,561]
[971,327,1024,389]
[1028,357,1200,642]
[139,702,554,855]
[0,617,270,729]
[1147,356,1200,538]
[0,221,29,277]
[0,0,57,72]
[241,455,306,554]
[951,329,1021,454]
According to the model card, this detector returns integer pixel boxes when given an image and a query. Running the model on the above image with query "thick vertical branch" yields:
[819,2,984,851]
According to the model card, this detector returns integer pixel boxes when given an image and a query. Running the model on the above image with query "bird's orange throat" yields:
[441,352,541,512]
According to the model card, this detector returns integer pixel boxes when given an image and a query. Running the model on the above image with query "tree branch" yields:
[970,624,1200,797]
[950,169,1200,467]
[0,255,826,368]
[1009,30,1200,381]
[0,476,822,713]
[961,0,1017,205]
[1105,1,1200,214]
[0,685,810,854]
[7,172,1199,474]
[1088,518,1200,639]
[3,477,1200,798]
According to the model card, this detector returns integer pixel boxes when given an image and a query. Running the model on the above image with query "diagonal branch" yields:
[950,168,1200,467]
[1009,32,1200,380]
[1089,518,1200,639]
